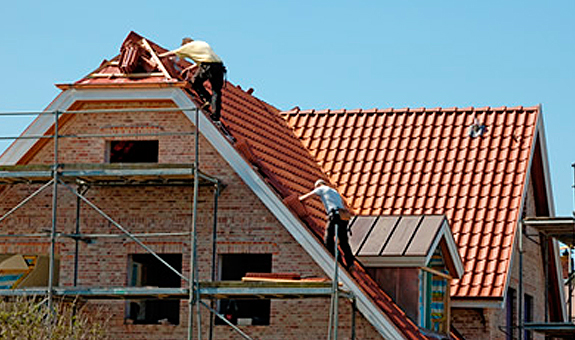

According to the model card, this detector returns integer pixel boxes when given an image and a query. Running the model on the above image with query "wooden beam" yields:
[141,39,173,80]
[420,266,452,280]
[87,73,164,78]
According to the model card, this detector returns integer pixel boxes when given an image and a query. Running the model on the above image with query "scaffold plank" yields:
[0,281,345,300]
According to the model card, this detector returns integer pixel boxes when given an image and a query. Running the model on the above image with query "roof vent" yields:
[468,117,487,138]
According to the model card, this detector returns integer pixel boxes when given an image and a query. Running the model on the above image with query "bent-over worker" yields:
[299,179,354,268]
[160,37,225,121]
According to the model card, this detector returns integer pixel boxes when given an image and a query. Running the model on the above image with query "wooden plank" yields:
[348,216,378,255]
[141,39,172,80]
[359,216,400,256]
[381,216,423,256]
[87,72,164,78]
[420,266,452,280]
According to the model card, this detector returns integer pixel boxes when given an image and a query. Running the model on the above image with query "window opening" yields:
[126,254,182,325]
[108,140,158,163]
[506,287,517,340]
[524,293,533,340]
[217,254,272,326]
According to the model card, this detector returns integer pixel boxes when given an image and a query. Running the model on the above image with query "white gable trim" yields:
[1,87,408,339]
[434,219,464,278]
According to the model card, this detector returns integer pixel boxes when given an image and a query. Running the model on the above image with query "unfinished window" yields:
[108,140,158,163]
[524,293,533,340]
[217,254,272,326]
[506,287,516,340]
[126,254,181,325]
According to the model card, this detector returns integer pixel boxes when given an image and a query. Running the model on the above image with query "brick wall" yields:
[0,100,384,339]
[452,177,548,340]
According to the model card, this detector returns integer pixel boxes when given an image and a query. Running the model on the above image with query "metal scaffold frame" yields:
[0,107,353,340]
[517,164,575,339]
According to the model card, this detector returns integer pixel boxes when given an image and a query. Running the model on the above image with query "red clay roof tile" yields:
[282,106,540,299]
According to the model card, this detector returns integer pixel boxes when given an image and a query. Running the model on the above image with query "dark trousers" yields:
[191,62,225,120]
[324,212,354,267]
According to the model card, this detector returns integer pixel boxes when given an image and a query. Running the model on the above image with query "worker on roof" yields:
[159,37,225,121]
[299,179,354,268]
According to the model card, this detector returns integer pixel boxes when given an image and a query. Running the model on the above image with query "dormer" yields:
[349,215,463,336]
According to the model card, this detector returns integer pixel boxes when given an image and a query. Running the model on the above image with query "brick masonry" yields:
[0,100,383,339]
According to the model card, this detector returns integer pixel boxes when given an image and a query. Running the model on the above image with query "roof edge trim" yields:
[451,298,504,309]
[358,256,428,267]
[56,82,187,91]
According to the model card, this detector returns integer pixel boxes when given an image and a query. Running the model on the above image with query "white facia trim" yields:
[359,256,427,267]
[439,220,465,278]
[451,299,504,309]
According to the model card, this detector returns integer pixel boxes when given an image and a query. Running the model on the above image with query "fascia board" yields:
[534,107,566,320]
[438,220,465,278]
[418,218,464,279]
[500,110,542,303]
[359,256,427,267]
[451,299,504,309]
[536,104,556,217]
[5,87,407,339]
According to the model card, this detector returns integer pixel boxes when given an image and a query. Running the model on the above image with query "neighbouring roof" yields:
[348,215,464,278]
[281,106,543,299]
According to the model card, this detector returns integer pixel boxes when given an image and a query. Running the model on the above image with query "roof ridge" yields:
[280,105,540,115]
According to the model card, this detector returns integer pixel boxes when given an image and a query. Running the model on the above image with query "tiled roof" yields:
[281,107,540,299]
[219,87,427,338]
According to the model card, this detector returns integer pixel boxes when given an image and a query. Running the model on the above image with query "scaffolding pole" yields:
[189,107,201,340]
[58,180,189,283]
[0,179,53,224]
[0,106,347,340]
[328,222,340,340]
[209,183,221,340]
[48,110,59,314]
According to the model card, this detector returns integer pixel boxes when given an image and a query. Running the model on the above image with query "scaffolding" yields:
[518,164,575,340]
[0,107,353,339]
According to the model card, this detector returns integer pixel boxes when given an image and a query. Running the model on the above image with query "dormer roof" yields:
[349,215,464,278]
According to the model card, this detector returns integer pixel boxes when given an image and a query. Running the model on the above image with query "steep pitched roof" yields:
[281,106,543,299]
[217,83,427,339]
[0,32,429,339]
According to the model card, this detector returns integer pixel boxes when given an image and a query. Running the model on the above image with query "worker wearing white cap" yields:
[299,179,354,268]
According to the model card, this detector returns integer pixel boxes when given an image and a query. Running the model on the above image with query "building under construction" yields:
[0,31,573,339]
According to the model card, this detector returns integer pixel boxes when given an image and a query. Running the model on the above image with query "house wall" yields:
[367,267,420,324]
[0,100,385,339]
[452,177,547,340]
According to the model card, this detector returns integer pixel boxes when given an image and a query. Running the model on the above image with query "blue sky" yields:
[1,1,574,215]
